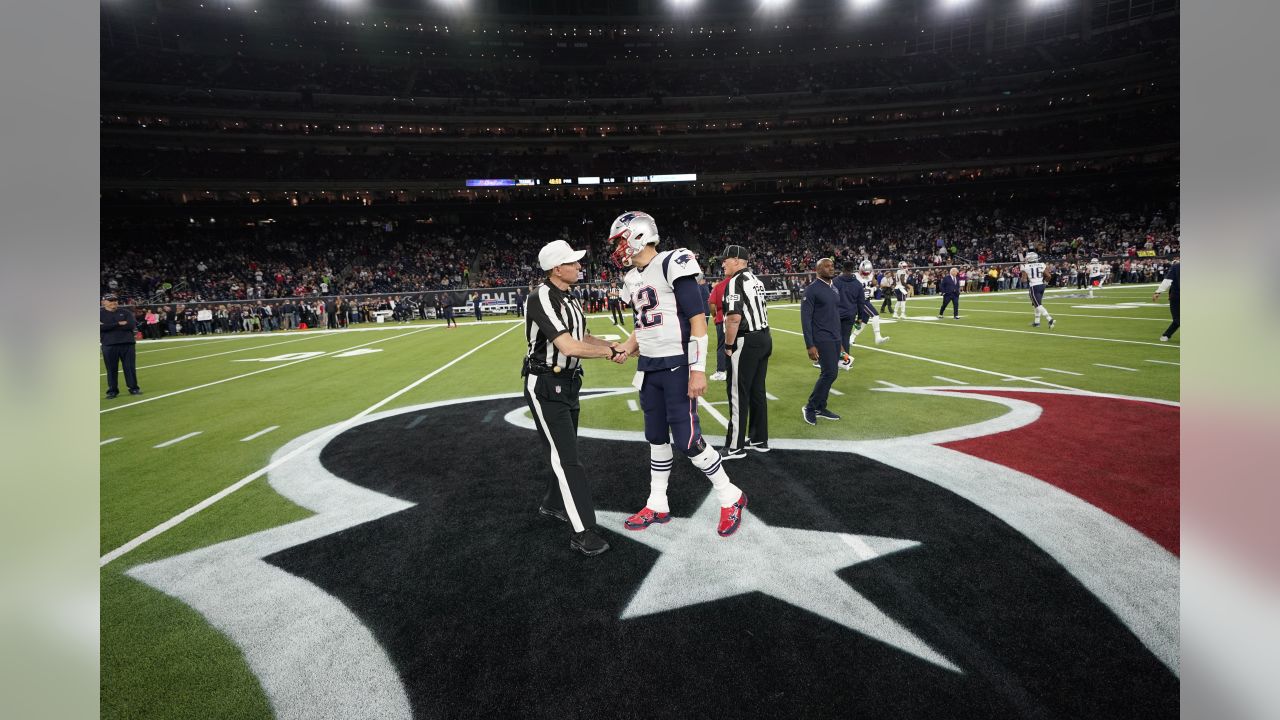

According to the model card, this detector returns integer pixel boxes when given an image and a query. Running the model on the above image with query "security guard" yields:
[523,240,629,556]
[720,244,772,459]
[100,293,141,399]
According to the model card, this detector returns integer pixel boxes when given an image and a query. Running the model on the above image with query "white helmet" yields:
[898,261,909,269]
[1091,257,1100,263]
[858,259,874,275]
[1026,252,1039,262]
[608,211,660,267]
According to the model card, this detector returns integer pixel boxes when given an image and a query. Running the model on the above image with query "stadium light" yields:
[940,0,976,9]
[1027,0,1065,8]
[849,0,882,11]
[758,0,791,12]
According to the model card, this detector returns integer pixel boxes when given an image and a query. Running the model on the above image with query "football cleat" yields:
[1032,322,1040,327]
[624,507,671,531]
[1159,336,1169,342]
[875,336,890,345]
[722,447,748,461]
[802,406,817,426]
[1048,318,1055,329]
[815,408,842,421]
[717,493,749,537]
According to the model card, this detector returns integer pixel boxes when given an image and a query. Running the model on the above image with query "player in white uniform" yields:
[1021,252,1056,328]
[893,261,910,319]
[1087,257,1107,298]
[608,211,748,538]
[849,260,889,346]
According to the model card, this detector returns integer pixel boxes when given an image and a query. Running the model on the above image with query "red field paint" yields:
[941,390,1179,555]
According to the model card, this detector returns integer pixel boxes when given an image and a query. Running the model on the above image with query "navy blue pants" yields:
[714,321,727,373]
[102,343,139,395]
[1029,285,1046,307]
[939,293,959,317]
[1164,294,1180,338]
[839,317,855,354]
[640,366,706,456]
[806,341,841,413]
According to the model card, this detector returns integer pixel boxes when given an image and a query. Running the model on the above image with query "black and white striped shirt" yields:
[525,283,587,371]
[724,269,770,333]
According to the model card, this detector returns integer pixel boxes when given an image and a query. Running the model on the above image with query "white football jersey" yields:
[622,248,703,364]
[1023,262,1048,287]
[858,273,876,300]
[1088,262,1105,277]
[894,269,909,290]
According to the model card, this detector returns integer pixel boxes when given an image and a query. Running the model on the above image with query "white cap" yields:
[538,240,586,271]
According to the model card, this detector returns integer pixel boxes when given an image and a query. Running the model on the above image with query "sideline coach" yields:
[100,293,141,399]
[523,240,629,557]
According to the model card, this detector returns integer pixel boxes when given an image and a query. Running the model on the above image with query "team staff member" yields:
[707,273,730,381]
[938,267,961,319]
[524,240,629,557]
[100,293,142,399]
[607,283,625,326]
[720,245,772,458]
[800,258,843,426]
[1152,260,1180,341]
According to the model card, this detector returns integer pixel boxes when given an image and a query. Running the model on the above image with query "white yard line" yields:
[697,397,730,428]
[626,399,639,412]
[1146,360,1181,366]
[100,323,522,567]
[902,317,1178,349]
[773,326,1081,391]
[876,380,902,388]
[1093,363,1139,372]
[1002,376,1043,382]
[100,437,122,446]
[933,376,969,385]
[765,391,780,400]
[137,337,240,354]
[153,431,202,449]
[953,307,1168,322]
[101,328,431,415]
[240,426,280,442]
[829,388,845,395]
[1041,367,1084,376]
[102,334,326,376]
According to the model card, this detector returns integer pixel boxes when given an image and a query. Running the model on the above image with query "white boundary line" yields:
[772,326,1083,392]
[154,431,202,449]
[697,397,730,428]
[933,376,968,385]
[901,317,1178,349]
[99,323,521,567]
[1041,367,1084,376]
[240,426,280,442]
[101,328,430,414]
[102,334,331,376]
[953,307,1168,322]
[1094,363,1139,372]
[876,380,901,388]
[1146,359,1181,366]
[100,437,122,446]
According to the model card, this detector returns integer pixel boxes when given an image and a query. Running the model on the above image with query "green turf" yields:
[100,284,1179,720]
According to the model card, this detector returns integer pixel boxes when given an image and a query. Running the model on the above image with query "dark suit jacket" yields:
[940,275,960,296]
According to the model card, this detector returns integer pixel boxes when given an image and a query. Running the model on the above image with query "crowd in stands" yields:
[101,109,1175,181]
[101,197,1179,308]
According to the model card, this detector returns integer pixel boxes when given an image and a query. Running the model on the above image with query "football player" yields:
[893,261,910,319]
[608,211,748,537]
[1021,252,1056,329]
[1087,257,1107,298]
[849,260,890,346]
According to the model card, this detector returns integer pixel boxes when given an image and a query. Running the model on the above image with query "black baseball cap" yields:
[101,293,118,301]
[722,244,749,260]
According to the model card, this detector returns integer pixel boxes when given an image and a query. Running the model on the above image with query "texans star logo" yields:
[128,387,1178,719]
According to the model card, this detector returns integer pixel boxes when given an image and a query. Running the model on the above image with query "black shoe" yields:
[129,388,142,395]
[538,506,569,523]
[570,529,610,556]
[721,447,748,460]
[105,392,118,400]
[802,406,817,426]
[815,408,842,421]
[747,440,770,453]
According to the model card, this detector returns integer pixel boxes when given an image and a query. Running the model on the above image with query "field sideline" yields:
[101,283,1178,719]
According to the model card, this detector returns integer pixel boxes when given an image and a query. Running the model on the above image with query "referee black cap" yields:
[722,244,749,260]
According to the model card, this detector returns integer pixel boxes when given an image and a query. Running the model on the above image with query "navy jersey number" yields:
[634,286,663,328]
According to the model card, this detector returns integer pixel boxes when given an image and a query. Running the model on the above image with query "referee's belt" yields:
[739,327,769,336]
[522,359,583,378]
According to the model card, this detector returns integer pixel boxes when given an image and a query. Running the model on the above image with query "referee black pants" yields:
[523,372,596,533]
[724,330,772,451]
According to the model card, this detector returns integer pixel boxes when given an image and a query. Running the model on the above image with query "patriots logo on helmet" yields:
[609,210,661,268]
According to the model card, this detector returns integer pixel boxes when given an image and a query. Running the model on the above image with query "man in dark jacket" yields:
[938,267,961,319]
[799,258,844,426]
[100,294,141,399]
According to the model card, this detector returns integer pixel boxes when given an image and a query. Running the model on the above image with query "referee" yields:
[719,244,772,459]
[524,240,629,557]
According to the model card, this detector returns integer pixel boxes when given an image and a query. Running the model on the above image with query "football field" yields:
[101,283,1180,720]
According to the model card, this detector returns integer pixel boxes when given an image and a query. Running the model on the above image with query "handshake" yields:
[607,342,633,365]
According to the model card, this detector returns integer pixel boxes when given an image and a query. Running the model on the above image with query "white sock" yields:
[689,446,742,507]
[647,443,673,513]
[850,324,862,344]
[898,299,906,317]
[1042,307,1053,322]
[870,316,883,340]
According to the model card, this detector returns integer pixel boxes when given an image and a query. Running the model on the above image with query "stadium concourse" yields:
[100,1,1180,719]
